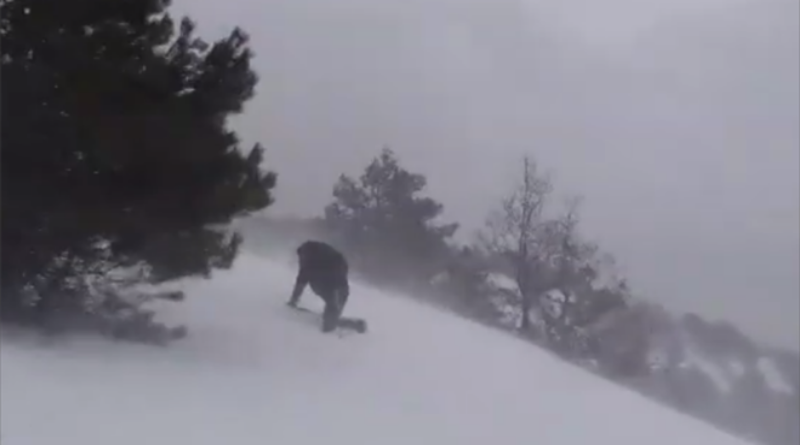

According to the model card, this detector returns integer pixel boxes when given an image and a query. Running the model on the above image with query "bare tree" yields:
[480,156,559,333]
[480,155,627,354]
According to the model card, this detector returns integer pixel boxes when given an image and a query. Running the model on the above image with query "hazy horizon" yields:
[171,0,799,350]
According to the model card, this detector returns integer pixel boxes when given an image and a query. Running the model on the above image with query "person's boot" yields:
[352,319,367,333]
[337,317,367,333]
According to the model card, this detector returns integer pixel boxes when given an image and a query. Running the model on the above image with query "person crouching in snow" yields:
[288,240,362,333]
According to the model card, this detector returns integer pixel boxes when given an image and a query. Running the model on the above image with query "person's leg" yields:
[322,284,367,333]
[321,287,345,333]
[337,282,349,313]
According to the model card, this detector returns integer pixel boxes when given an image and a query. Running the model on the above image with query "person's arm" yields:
[288,265,308,307]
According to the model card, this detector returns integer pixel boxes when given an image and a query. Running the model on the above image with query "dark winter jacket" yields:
[290,240,349,302]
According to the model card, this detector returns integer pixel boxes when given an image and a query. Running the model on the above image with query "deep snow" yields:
[0,251,753,445]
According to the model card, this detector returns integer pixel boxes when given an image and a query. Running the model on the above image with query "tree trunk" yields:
[520,293,532,331]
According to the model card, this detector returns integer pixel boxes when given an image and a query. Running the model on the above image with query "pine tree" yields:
[324,148,457,285]
[0,0,277,343]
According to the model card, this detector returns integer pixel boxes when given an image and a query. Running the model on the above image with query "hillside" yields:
[0,251,752,445]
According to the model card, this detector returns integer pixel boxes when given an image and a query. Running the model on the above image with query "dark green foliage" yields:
[324,148,457,285]
[0,0,276,340]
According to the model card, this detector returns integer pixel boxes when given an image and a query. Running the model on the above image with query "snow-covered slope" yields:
[0,252,753,445]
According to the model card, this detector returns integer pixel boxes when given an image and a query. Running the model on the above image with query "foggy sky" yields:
[172,0,799,350]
